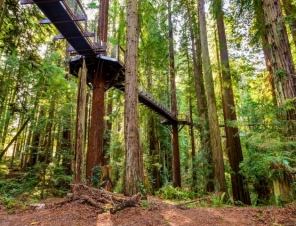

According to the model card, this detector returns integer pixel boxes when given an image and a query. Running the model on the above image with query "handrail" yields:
[61,0,96,50]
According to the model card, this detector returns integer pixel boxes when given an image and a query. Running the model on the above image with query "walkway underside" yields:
[70,55,125,91]
[70,56,181,123]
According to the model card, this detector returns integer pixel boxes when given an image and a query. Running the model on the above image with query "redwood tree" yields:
[214,0,251,204]
[168,0,181,188]
[262,0,296,122]
[86,0,109,182]
[124,0,143,196]
[198,0,227,192]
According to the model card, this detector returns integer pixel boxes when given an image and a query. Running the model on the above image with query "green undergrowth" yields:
[156,185,232,208]
[0,162,72,213]
[156,185,196,200]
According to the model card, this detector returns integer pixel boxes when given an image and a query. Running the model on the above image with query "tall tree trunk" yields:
[87,69,105,182]
[22,124,32,169]
[61,126,72,175]
[187,0,214,192]
[0,2,7,32]
[147,65,161,190]
[40,100,55,199]
[75,61,87,184]
[198,0,227,192]
[262,0,296,123]
[282,0,296,47]
[189,98,197,187]
[86,0,109,182]
[124,0,143,196]
[215,2,251,204]
[30,108,44,167]
[0,0,4,10]
[98,0,109,43]
[39,100,55,164]
[103,90,113,165]
[168,0,181,188]
[262,34,278,106]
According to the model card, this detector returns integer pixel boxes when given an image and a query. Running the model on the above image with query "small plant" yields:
[274,69,288,79]
[275,196,285,207]
[138,178,147,197]
[91,165,101,187]
[211,192,226,208]
[141,201,148,207]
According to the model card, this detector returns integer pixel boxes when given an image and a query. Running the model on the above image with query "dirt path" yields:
[0,197,295,226]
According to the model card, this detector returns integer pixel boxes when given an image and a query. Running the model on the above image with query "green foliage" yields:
[140,201,149,207]
[274,69,288,79]
[138,178,147,197]
[156,185,196,200]
[0,164,9,177]
[240,132,296,181]
[87,1,98,9]
[46,164,72,197]
[91,165,101,187]
[211,192,226,208]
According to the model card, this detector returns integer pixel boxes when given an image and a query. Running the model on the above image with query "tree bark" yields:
[215,2,251,204]
[282,0,296,47]
[98,0,109,43]
[262,0,296,121]
[189,98,197,187]
[262,34,278,106]
[187,0,214,192]
[124,0,143,196]
[86,0,110,182]
[168,0,181,188]
[30,108,44,167]
[103,90,113,165]
[75,60,87,184]
[86,69,105,182]
[198,0,227,192]
[0,2,7,32]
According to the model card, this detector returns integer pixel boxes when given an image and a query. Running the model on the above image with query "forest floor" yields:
[0,196,296,226]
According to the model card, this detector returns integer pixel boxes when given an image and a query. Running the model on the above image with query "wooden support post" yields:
[172,123,181,187]
[75,60,87,183]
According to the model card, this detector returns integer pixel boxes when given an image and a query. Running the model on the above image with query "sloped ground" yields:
[0,197,296,226]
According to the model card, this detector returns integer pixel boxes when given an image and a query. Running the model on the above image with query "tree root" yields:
[68,184,142,214]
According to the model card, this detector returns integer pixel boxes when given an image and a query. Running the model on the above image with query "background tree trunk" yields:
[282,0,296,47]
[198,0,227,193]
[187,0,214,192]
[124,0,143,196]
[75,61,87,184]
[168,0,181,188]
[215,2,251,204]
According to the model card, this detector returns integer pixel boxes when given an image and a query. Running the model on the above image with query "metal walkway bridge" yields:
[21,0,189,125]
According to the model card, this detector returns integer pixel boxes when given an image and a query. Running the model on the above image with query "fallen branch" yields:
[176,196,212,206]
[175,192,223,207]
[110,193,142,214]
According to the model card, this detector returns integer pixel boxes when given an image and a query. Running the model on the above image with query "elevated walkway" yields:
[21,0,190,125]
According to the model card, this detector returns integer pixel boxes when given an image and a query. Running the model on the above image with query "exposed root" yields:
[69,184,141,214]
[31,184,142,214]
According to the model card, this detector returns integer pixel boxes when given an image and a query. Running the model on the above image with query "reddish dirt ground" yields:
[0,197,296,226]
